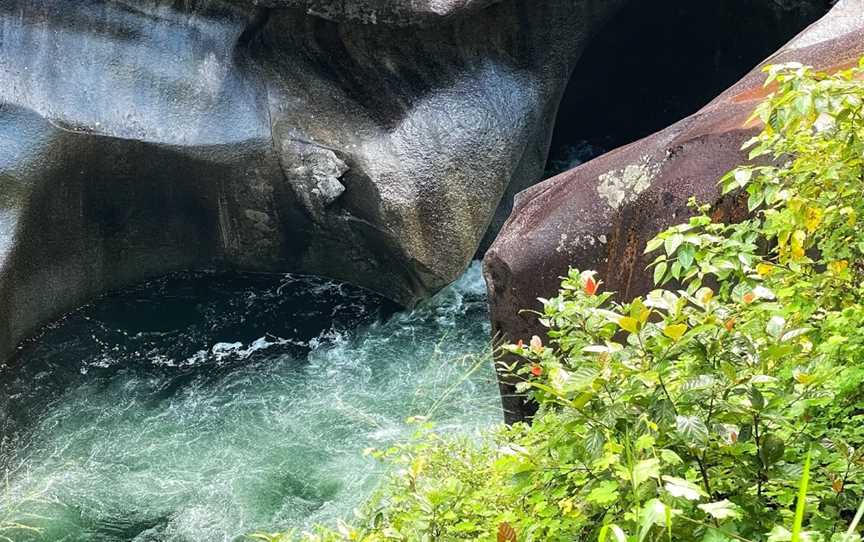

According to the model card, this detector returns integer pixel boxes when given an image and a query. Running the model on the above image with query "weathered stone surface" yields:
[484,0,864,422]
[253,0,502,25]
[0,0,626,359]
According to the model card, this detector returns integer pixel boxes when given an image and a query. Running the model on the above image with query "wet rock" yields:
[485,0,864,422]
[253,0,502,25]
[0,0,626,358]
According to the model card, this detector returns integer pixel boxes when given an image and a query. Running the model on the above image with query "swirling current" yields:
[0,262,502,541]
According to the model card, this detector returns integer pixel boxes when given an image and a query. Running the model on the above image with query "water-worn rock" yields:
[255,0,502,25]
[0,0,626,358]
[484,0,864,422]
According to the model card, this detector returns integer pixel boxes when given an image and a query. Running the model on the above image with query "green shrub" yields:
[258,58,864,542]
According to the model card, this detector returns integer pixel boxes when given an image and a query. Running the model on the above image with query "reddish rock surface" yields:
[484,0,864,422]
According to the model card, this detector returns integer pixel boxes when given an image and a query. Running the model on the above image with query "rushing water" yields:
[0,263,502,542]
[544,139,607,178]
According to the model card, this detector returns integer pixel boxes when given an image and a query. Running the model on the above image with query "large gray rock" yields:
[254,0,502,24]
[0,0,625,358]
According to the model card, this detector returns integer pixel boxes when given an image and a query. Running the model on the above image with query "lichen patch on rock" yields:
[596,157,660,210]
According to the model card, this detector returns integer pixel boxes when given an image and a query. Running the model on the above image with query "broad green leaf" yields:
[702,528,736,542]
[659,449,683,465]
[759,434,786,467]
[619,316,639,334]
[781,328,811,342]
[586,480,620,506]
[638,499,668,542]
[734,168,753,187]
[698,500,742,521]
[676,415,709,445]
[631,458,661,488]
[663,323,688,341]
[665,234,684,256]
[645,238,664,254]
[678,244,696,269]
[663,476,706,501]
[766,316,786,339]
[750,387,765,410]
[767,526,792,542]
[635,434,656,451]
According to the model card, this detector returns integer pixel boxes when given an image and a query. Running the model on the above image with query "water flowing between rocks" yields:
[0,262,502,541]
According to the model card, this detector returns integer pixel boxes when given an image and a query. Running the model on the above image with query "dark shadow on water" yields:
[0,271,396,449]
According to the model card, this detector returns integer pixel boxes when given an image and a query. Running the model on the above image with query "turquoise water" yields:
[0,263,502,541]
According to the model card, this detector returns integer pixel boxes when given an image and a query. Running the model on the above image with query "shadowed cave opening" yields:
[545,0,834,176]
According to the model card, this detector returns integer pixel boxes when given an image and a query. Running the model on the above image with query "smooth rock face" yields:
[254,0,502,25]
[485,0,864,422]
[0,0,625,358]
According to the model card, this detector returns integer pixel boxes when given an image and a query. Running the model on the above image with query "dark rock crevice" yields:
[546,0,833,177]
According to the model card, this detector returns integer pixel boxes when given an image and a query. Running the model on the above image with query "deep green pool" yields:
[0,263,501,541]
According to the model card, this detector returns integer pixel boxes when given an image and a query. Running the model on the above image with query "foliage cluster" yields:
[258,59,864,541]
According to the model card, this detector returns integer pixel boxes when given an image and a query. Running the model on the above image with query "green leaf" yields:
[767,526,792,542]
[678,244,696,269]
[654,261,668,285]
[599,524,627,542]
[663,323,688,341]
[766,316,786,339]
[619,316,639,334]
[635,434,656,451]
[698,500,742,521]
[659,449,683,465]
[748,189,765,212]
[759,434,786,467]
[587,480,620,506]
[734,168,753,187]
[750,387,765,411]
[781,328,811,343]
[676,415,709,445]
[645,238,664,254]
[665,234,684,256]
[631,458,661,488]
[702,528,735,542]
[638,499,668,542]
[663,476,706,501]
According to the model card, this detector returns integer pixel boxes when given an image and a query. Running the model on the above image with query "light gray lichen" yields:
[556,232,608,254]
[596,157,659,210]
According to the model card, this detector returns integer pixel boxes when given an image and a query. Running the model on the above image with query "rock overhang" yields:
[0,0,628,359]
[245,0,502,25]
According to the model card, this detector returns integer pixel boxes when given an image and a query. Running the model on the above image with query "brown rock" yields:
[484,0,864,422]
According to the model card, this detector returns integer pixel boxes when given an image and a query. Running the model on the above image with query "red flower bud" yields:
[530,365,542,377]
[584,276,599,296]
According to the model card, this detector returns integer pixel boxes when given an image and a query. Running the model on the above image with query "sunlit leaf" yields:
[698,500,742,521]
[676,415,708,445]
[663,324,688,341]
[662,476,706,501]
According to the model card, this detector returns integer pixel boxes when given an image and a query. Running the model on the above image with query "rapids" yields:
[0,263,501,541]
